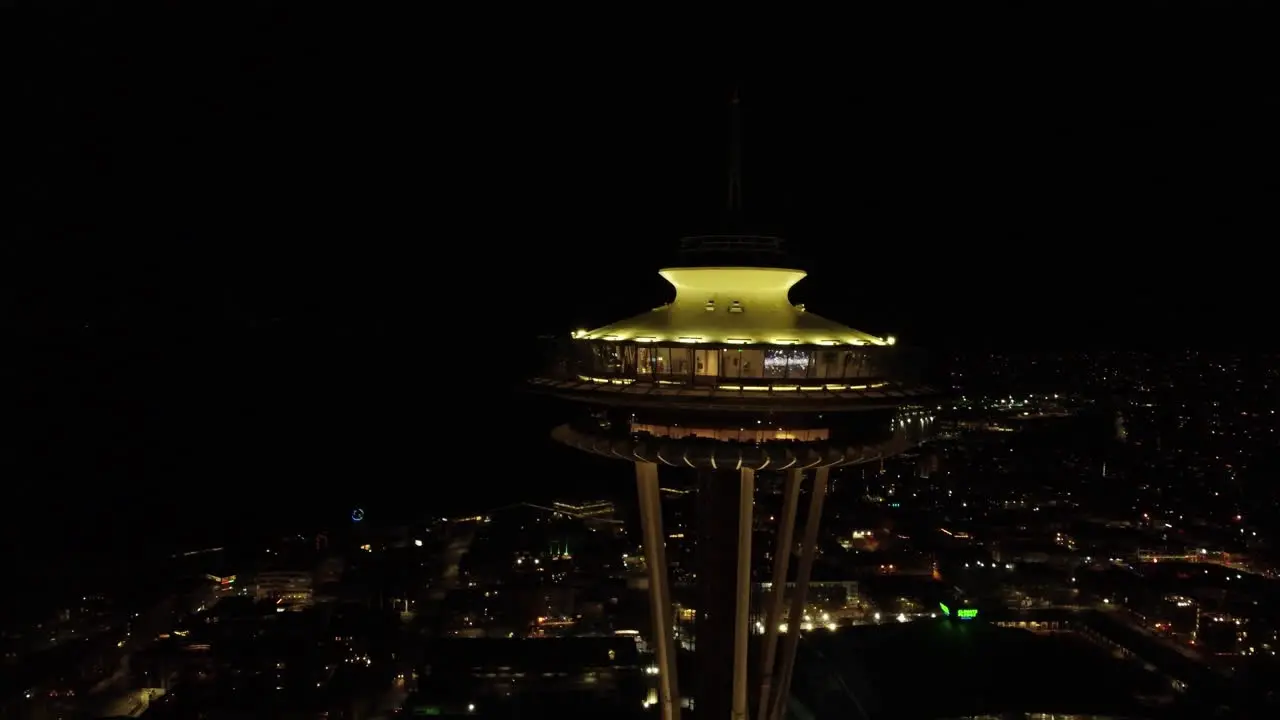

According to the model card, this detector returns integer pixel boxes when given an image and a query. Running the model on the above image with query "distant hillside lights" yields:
[754,613,840,635]
[551,500,616,519]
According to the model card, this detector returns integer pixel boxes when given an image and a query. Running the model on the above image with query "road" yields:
[94,688,164,718]
[367,676,410,719]
[428,529,474,601]
[1103,604,1219,669]
[363,528,473,717]
[416,526,475,642]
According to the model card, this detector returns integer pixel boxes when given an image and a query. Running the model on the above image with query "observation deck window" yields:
[764,349,807,378]
[694,349,720,380]
[577,341,899,384]
[635,346,693,378]
[631,423,831,443]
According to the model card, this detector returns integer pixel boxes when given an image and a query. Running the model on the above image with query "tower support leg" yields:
[769,466,829,720]
[757,468,802,720]
[731,468,756,720]
[636,462,681,720]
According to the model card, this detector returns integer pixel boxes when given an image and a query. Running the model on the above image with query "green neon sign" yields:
[939,602,977,619]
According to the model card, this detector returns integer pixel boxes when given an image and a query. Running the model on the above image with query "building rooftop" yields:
[579,266,892,347]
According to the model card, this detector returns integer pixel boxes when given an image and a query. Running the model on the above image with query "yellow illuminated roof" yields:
[580,267,893,347]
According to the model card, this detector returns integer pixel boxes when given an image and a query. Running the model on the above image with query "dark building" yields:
[412,637,645,716]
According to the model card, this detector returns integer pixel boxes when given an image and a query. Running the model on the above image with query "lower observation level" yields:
[530,381,934,720]
[551,406,933,470]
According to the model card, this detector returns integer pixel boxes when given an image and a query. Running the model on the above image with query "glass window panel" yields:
[636,346,654,375]
[740,349,765,378]
[815,350,840,379]
[844,351,868,378]
[622,344,637,376]
[765,349,807,378]
[694,349,720,377]
[723,348,742,379]
[670,347,691,376]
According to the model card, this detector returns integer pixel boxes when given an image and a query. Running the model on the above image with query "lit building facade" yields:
[253,570,314,608]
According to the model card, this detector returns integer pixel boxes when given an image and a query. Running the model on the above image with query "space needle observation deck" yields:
[528,233,936,720]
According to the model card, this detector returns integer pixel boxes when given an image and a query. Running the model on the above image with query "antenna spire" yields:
[727,89,743,218]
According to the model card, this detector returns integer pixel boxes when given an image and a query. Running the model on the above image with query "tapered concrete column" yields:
[769,466,829,720]
[757,468,802,720]
[636,462,681,720]
[731,468,755,720]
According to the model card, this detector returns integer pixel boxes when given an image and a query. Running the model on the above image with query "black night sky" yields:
[5,6,1278,596]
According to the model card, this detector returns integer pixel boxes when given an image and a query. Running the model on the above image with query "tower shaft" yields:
[695,469,743,720]
[637,462,681,720]
[635,462,830,720]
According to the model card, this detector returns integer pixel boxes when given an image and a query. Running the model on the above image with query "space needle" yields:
[529,93,934,720]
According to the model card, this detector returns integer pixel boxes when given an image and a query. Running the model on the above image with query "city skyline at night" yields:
[5,5,1280,718]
